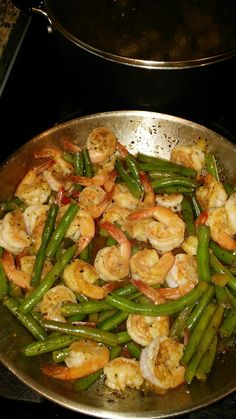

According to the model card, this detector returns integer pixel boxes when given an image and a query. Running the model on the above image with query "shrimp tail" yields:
[1,250,31,290]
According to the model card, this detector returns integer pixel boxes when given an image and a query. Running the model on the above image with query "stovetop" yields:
[0,11,235,419]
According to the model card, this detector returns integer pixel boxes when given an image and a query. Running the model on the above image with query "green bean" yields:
[149,171,187,180]
[106,236,117,246]
[62,151,74,164]
[125,154,142,184]
[127,341,142,360]
[52,347,70,363]
[8,282,23,300]
[61,300,112,317]
[105,281,208,316]
[225,287,236,310]
[181,302,216,366]
[0,261,8,300]
[74,369,104,391]
[115,159,143,199]
[82,148,94,178]
[209,253,236,293]
[116,330,131,344]
[137,154,197,178]
[79,242,93,262]
[22,334,77,356]
[195,335,218,382]
[19,244,77,314]
[72,151,84,192]
[31,203,59,286]
[219,309,236,337]
[224,182,235,197]
[197,224,211,282]
[98,309,117,323]
[42,320,118,347]
[98,310,128,331]
[181,197,196,236]
[45,203,79,258]
[109,345,122,360]
[153,186,194,195]
[151,177,198,190]
[0,197,25,213]
[3,297,47,341]
[215,285,231,308]
[210,240,236,267]
[189,195,202,218]
[67,314,86,322]
[169,304,195,341]
[184,304,224,383]
[205,154,220,182]
[186,285,215,331]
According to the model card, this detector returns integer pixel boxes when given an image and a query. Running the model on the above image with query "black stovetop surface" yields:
[0,12,235,419]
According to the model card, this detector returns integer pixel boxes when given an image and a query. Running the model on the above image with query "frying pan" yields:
[0,110,235,418]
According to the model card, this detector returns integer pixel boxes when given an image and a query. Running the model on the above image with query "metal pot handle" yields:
[13,1,49,20]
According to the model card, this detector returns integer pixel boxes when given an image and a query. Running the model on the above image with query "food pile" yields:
[0,126,235,395]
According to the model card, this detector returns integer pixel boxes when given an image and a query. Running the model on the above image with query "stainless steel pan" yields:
[0,110,235,418]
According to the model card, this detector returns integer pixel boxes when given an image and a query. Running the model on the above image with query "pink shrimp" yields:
[1,250,31,290]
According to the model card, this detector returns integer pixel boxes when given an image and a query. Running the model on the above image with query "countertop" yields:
[0,0,29,92]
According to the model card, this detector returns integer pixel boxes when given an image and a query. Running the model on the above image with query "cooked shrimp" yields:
[78,185,112,219]
[14,160,53,205]
[101,203,131,229]
[206,207,236,251]
[139,171,155,208]
[104,357,144,392]
[1,250,31,289]
[130,249,174,285]
[195,174,227,210]
[94,221,131,282]
[34,147,74,191]
[86,127,117,164]
[20,255,53,279]
[0,210,31,254]
[63,259,110,300]
[140,336,185,393]
[38,284,77,322]
[23,204,49,252]
[170,143,205,172]
[126,206,185,253]
[112,183,140,210]
[126,314,170,347]
[42,339,109,380]
[155,193,183,212]
[225,192,236,233]
[181,235,198,256]
[56,205,95,254]
[164,253,198,297]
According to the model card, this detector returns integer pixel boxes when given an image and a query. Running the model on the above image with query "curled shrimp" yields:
[86,127,117,164]
[23,204,49,252]
[14,160,53,205]
[206,207,236,251]
[126,206,185,253]
[56,205,95,254]
[130,249,174,285]
[34,147,74,191]
[1,250,31,289]
[104,357,144,392]
[101,203,131,229]
[63,259,113,300]
[78,185,113,219]
[155,193,183,212]
[112,183,140,210]
[0,210,31,254]
[38,284,77,322]
[181,235,198,256]
[195,174,227,210]
[42,339,110,381]
[126,314,170,347]
[170,143,205,172]
[94,221,131,282]
[140,336,185,393]
[164,253,198,297]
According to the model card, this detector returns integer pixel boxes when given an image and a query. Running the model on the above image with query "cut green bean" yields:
[169,304,195,341]
[19,244,77,314]
[74,369,104,391]
[151,177,198,190]
[181,303,216,365]
[105,281,208,316]
[52,347,70,363]
[45,203,79,258]
[153,186,194,195]
[184,304,224,383]
[224,182,235,197]
[225,287,236,310]
[0,261,8,300]
[31,203,59,286]
[116,159,143,199]
[205,154,220,182]
[186,285,215,331]
[210,240,236,267]
[127,341,142,360]
[214,286,230,308]
[42,320,118,347]
[209,253,236,293]
[181,197,196,236]
[125,154,142,184]
[3,297,47,341]
[22,334,77,356]
[82,148,94,178]
[197,224,211,282]
[61,300,112,317]
[150,171,185,180]
[195,335,218,382]
[137,154,197,178]
[189,195,202,218]
[98,310,128,331]
[219,309,236,337]
[116,330,131,344]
